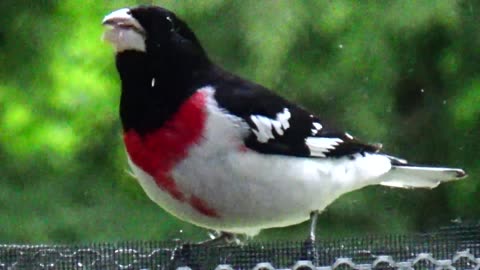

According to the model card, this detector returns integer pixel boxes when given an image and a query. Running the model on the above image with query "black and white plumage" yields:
[103,6,467,236]
[212,78,380,158]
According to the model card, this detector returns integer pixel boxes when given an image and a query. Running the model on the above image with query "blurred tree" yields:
[0,0,478,243]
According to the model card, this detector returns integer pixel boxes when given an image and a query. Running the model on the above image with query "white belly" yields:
[130,149,390,236]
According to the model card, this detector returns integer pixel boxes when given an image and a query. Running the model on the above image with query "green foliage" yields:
[0,1,478,243]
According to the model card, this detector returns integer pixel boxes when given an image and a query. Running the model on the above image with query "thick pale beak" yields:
[102,8,147,52]
[102,8,145,35]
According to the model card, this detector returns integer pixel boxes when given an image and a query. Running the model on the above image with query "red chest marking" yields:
[124,90,219,218]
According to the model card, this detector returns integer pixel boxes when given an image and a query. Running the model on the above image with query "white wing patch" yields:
[250,108,291,143]
[305,137,343,157]
[311,122,322,135]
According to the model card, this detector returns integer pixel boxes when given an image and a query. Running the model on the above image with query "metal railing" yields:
[1,224,479,269]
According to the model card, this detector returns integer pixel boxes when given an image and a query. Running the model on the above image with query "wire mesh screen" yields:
[1,224,479,270]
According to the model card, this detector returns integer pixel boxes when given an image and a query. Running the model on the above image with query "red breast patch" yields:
[124,90,220,218]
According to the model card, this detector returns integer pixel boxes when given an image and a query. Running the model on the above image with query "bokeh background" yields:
[1,1,478,244]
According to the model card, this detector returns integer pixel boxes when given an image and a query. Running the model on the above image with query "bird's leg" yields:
[309,210,319,242]
[301,210,319,264]
[198,231,238,246]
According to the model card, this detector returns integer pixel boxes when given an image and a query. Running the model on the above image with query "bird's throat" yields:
[116,51,208,135]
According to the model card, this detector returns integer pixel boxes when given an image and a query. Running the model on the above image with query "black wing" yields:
[211,69,380,158]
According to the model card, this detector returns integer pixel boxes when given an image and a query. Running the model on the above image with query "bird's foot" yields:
[170,231,239,265]
[301,237,318,262]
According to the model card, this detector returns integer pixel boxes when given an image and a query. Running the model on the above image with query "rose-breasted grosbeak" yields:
[102,6,466,239]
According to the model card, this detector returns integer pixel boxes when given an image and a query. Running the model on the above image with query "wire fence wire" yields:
[1,224,479,270]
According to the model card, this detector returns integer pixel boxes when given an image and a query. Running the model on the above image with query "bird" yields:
[102,5,467,243]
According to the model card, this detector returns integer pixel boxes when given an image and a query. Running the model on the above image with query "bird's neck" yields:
[116,50,212,135]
